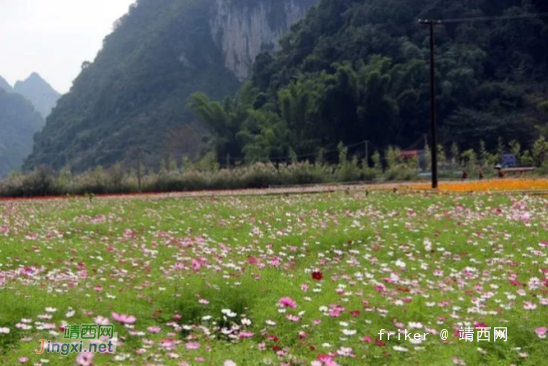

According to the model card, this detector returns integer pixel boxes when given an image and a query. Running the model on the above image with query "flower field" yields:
[1,190,548,365]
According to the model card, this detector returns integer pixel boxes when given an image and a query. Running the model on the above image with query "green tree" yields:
[532,136,548,167]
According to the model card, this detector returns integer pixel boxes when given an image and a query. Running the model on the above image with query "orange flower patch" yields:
[411,179,548,192]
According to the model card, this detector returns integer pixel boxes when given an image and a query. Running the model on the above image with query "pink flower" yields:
[535,327,547,338]
[185,342,200,350]
[540,241,548,247]
[112,312,136,324]
[94,316,110,325]
[278,297,297,309]
[286,314,301,322]
[147,326,161,334]
[76,352,94,366]
[238,331,254,339]
[18,357,29,364]
[318,355,339,366]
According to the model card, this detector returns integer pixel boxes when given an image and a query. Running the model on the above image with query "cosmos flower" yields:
[185,342,200,350]
[278,297,297,309]
[535,327,547,339]
[312,271,323,281]
[111,312,136,324]
[76,352,94,366]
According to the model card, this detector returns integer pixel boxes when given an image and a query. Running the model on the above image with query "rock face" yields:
[210,0,317,80]
[14,73,61,119]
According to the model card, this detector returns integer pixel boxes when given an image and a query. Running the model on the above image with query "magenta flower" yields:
[278,297,297,308]
[535,327,547,338]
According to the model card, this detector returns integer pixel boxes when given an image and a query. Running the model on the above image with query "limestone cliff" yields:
[210,0,317,80]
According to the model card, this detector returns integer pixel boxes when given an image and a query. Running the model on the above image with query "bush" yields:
[0,167,57,197]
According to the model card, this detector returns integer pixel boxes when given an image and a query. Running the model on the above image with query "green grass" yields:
[0,191,547,365]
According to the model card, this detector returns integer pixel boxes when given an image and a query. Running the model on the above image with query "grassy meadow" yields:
[0,189,547,365]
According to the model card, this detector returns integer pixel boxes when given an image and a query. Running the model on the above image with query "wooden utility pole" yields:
[365,141,369,166]
[419,19,441,189]
[137,147,142,193]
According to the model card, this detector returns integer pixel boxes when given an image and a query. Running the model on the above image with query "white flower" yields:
[409,322,423,329]
[221,309,237,318]
[0,327,9,334]
[393,346,408,352]
[224,361,237,366]
[341,329,357,336]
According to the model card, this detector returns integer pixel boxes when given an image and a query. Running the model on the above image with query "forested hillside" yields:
[24,0,316,172]
[190,0,548,164]
[0,89,44,176]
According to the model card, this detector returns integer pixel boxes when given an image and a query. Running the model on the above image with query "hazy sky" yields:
[0,0,136,93]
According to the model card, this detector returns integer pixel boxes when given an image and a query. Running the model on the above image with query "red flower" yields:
[312,271,323,281]
[375,338,386,347]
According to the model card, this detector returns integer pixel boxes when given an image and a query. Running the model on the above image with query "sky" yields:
[0,0,136,94]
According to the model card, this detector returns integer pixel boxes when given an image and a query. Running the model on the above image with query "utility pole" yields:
[137,147,142,193]
[365,141,369,166]
[419,19,441,189]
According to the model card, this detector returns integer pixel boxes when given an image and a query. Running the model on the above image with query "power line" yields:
[436,12,548,24]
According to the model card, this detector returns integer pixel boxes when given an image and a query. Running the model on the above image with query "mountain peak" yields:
[14,73,60,119]
[0,75,12,92]
[15,72,50,89]
[27,72,43,81]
